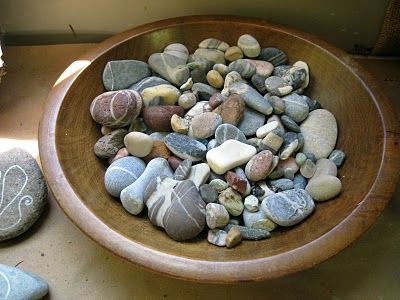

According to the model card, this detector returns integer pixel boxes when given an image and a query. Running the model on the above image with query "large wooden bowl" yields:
[39,16,400,282]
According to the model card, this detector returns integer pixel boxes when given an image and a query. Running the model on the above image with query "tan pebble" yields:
[225,226,242,248]
[124,132,153,157]
[206,70,224,89]
[306,175,342,201]
[108,147,129,164]
[171,114,190,134]
[143,140,171,163]
[225,46,244,62]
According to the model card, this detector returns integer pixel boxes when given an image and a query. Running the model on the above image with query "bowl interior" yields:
[55,21,383,262]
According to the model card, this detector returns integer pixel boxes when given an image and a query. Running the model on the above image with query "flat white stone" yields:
[256,120,278,138]
[206,140,256,174]
[187,163,210,188]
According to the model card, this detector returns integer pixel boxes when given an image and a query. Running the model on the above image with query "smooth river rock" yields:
[215,123,247,145]
[140,84,180,107]
[164,133,207,162]
[306,175,342,201]
[237,107,266,136]
[300,109,338,159]
[229,82,273,115]
[94,128,127,159]
[281,93,309,122]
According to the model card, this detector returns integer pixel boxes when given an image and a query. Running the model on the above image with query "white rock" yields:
[207,229,227,246]
[206,140,257,174]
[244,195,259,212]
[124,132,153,157]
[187,163,210,188]
[206,203,230,229]
[184,101,208,120]
[256,120,279,138]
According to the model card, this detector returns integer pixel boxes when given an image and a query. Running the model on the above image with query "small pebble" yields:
[179,77,193,91]
[207,229,227,246]
[251,74,268,94]
[108,147,129,164]
[237,34,261,58]
[228,59,256,78]
[206,203,230,229]
[173,159,192,180]
[304,95,321,111]
[163,43,189,62]
[215,123,247,145]
[306,175,342,201]
[192,82,218,101]
[225,46,244,61]
[200,184,219,203]
[282,93,309,123]
[265,76,293,96]
[178,92,197,109]
[247,59,274,77]
[218,187,244,216]
[167,156,183,171]
[269,178,294,192]
[245,150,274,181]
[296,132,304,152]
[293,61,310,90]
[143,140,171,163]
[234,167,251,196]
[223,224,270,240]
[243,209,277,231]
[268,95,285,115]
[300,159,316,178]
[281,115,301,133]
[94,128,127,159]
[148,52,190,86]
[258,47,288,66]
[225,226,242,248]
[213,64,229,77]
[124,132,153,158]
[206,70,224,88]
[209,179,229,193]
[189,112,222,139]
[164,133,207,161]
[304,152,317,163]
[207,139,218,151]
[187,163,210,188]
[208,92,226,109]
[229,82,273,115]
[141,84,181,107]
[329,149,346,167]
[256,121,279,138]
[295,152,307,166]
[244,195,259,212]
[193,48,226,65]
[225,171,247,195]
[213,94,245,126]
[260,131,284,154]
[170,114,190,134]
[237,107,266,136]
[293,174,307,189]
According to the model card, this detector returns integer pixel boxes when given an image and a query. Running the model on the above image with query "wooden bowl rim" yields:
[38,15,400,283]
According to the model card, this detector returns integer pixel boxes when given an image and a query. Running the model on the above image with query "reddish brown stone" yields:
[213,93,245,126]
[225,171,247,195]
[245,150,274,181]
[143,106,184,131]
[168,156,183,171]
[143,140,171,163]
[208,92,226,109]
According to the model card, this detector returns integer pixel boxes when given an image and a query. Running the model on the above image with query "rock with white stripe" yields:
[121,158,173,215]
[90,90,143,128]
[102,60,151,91]
[187,163,210,188]
[282,93,309,123]
[104,157,146,197]
[163,180,206,241]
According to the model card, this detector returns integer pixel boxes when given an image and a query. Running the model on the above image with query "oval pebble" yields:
[164,133,207,162]
[306,175,342,201]
[237,34,261,58]
[245,150,273,181]
[215,123,247,145]
[206,203,230,229]
[178,92,197,110]
[143,105,184,132]
[200,184,218,203]
[258,47,288,66]
[282,93,309,123]
[228,59,256,78]
[189,112,222,139]
[94,128,127,159]
[124,132,153,158]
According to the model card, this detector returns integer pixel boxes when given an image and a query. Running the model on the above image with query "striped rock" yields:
[148,52,190,86]
[187,163,210,188]
[104,157,146,197]
[228,59,256,78]
[129,76,170,93]
[164,180,206,241]
[173,159,192,181]
[257,47,288,66]
[199,38,229,51]
[282,93,309,123]
[237,34,261,58]
[90,90,142,128]
[215,123,246,145]
[164,133,207,162]
[163,43,189,63]
[193,48,226,65]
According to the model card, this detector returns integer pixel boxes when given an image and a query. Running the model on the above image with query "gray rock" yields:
[0,149,47,241]
[244,195,259,212]
[300,159,316,178]
[265,76,293,96]
[251,74,268,94]
[237,108,266,137]
[164,133,207,162]
[304,152,317,163]
[261,189,315,226]
[229,82,273,115]
[237,34,261,58]
[128,118,149,134]
[243,209,277,231]
[228,59,256,78]
[215,123,247,145]
[303,95,322,111]
[269,178,294,192]
[193,48,226,64]
[207,139,218,151]
[281,66,308,89]
[103,60,151,91]
[209,179,228,192]
[296,132,304,152]
[206,203,230,229]
[192,82,218,100]
[313,158,337,178]
[282,93,309,122]
[163,43,189,63]
[329,149,346,167]
[223,224,271,240]
[280,132,299,160]
[281,115,301,132]
[306,175,342,201]
[149,132,168,142]
[186,163,210,188]
[273,65,292,77]
[293,174,307,189]
[173,159,192,181]
[94,128,127,159]
[0,264,48,299]
[178,92,197,110]
[184,101,209,120]
[295,152,307,166]
[268,95,285,115]
[284,168,295,180]
[257,47,288,66]
[148,53,190,86]
[120,158,173,215]
[129,76,170,92]
[187,54,213,84]
[200,184,218,203]
[218,187,244,216]
[199,38,229,51]
[164,180,206,241]
[104,157,146,197]
[207,229,227,246]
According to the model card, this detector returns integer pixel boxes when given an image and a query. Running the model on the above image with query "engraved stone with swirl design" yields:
[0,148,47,241]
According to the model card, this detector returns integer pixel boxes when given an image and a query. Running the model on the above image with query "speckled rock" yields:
[300,109,338,159]
[103,60,151,91]
[225,226,242,248]
[209,179,229,193]
[228,59,256,78]
[193,48,226,65]
[222,71,245,94]
[329,149,346,167]
[163,180,206,241]
[237,34,261,58]
[104,156,146,197]
[225,171,247,195]
[229,82,273,115]
[213,94,245,126]
[187,163,210,188]
[129,76,170,92]
[90,90,142,128]
[223,224,270,240]
[0,264,49,300]
[94,128,127,159]
[265,76,293,96]
[200,184,218,203]
[206,203,230,229]
[306,175,342,201]
[258,47,288,66]
[121,158,173,215]
[164,133,207,161]
[225,46,243,61]
[218,187,244,216]
[281,66,308,90]
[170,114,190,134]
[0,149,47,242]
[261,189,315,226]
[253,181,275,200]
[206,70,224,88]
[293,61,310,90]
[215,123,246,145]
[143,140,171,163]
[237,107,266,136]
[304,95,321,112]
[282,93,309,122]
[207,229,227,246]
[148,52,190,86]
[124,131,153,158]
[245,150,273,182]
[140,84,180,107]
[199,38,229,51]
[188,112,222,139]
[143,105,184,132]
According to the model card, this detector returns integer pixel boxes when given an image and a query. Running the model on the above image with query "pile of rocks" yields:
[90,34,345,248]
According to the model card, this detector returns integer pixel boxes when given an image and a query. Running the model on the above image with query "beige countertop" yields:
[0,44,399,299]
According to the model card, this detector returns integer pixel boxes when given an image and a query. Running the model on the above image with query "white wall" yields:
[0,0,388,51]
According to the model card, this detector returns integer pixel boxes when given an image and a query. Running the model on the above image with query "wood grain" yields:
[38,15,400,282]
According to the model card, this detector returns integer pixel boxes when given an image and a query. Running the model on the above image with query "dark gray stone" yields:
[188,54,213,84]
[103,60,151,91]
[228,59,256,78]
[223,224,270,240]
[261,189,315,226]
[293,174,307,189]
[0,149,47,241]
[200,184,218,203]
[229,82,273,115]
[304,152,317,163]
[281,115,301,133]
[273,65,292,77]
[265,76,292,96]
[251,74,268,94]
[268,95,285,115]
[303,95,322,111]
[296,132,304,152]
[164,133,207,162]
[192,82,218,100]
[215,124,247,145]
[173,159,192,180]
[0,264,48,299]
[104,156,146,198]
[129,76,170,92]
[257,48,288,66]
[269,178,294,192]
[237,108,266,137]
[282,66,308,89]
